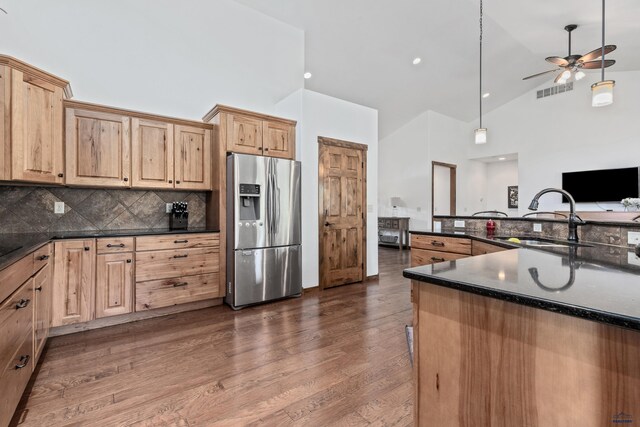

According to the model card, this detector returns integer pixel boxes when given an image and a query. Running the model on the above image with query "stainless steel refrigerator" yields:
[225,153,302,309]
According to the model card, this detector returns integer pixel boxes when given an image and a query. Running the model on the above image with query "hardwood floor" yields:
[13,248,413,426]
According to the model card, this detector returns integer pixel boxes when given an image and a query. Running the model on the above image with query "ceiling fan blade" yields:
[581,59,616,69]
[522,69,558,80]
[554,71,568,83]
[578,45,617,63]
[545,56,569,66]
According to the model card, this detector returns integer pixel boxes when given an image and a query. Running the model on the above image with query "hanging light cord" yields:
[479,0,483,129]
[601,0,605,81]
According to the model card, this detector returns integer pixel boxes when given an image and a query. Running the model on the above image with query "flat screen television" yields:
[562,167,640,203]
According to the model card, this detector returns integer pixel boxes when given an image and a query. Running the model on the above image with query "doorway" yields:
[432,161,456,228]
[318,137,367,290]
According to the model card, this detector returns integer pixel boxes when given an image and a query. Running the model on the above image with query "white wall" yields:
[276,89,378,288]
[468,70,640,213]
[485,160,518,214]
[0,0,304,119]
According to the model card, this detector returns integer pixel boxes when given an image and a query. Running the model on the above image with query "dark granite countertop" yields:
[433,214,640,228]
[404,229,640,331]
[0,228,219,271]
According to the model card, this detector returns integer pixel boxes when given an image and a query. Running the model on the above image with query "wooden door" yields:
[95,253,133,319]
[226,113,263,155]
[262,120,295,159]
[131,118,174,189]
[33,263,52,362]
[319,139,367,289]
[52,240,95,327]
[65,108,131,187]
[174,124,211,190]
[10,69,64,184]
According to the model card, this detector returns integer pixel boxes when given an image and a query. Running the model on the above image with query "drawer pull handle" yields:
[38,255,50,261]
[174,239,189,244]
[173,282,188,287]
[16,299,30,309]
[430,241,445,247]
[107,243,125,248]
[431,257,445,262]
[15,355,30,369]
[173,254,188,259]
[35,286,43,292]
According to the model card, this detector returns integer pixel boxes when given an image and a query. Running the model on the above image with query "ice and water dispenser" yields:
[239,184,260,221]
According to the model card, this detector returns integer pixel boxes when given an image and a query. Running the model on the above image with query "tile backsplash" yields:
[0,186,207,234]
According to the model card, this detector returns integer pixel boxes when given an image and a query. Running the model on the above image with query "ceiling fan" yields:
[523,24,616,84]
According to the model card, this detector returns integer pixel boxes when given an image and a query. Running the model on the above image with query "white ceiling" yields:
[233,0,640,138]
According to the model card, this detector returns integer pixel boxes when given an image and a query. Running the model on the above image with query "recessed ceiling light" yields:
[412,57,421,65]
[304,72,312,79]
[498,157,506,161]
[483,92,490,98]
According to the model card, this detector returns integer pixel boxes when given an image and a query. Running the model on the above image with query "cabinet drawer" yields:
[0,255,34,303]
[0,330,33,427]
[33,243,52,272]
[411,248,468,267]
[0,279,33,382]
[135,247,219,282]
[411,234,471,255]
[96,237,135,254]
[136,233,219,251]
[136,272,220,311]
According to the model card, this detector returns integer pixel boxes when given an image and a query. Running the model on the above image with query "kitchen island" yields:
[404,233,640,426]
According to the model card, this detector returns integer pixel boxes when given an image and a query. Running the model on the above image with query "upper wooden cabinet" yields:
[203,105,296,160]
[65,108,131,187]
[131,118,174,189]
[0,55,72,185]
[175,124,211,190]
[63,101,214,190]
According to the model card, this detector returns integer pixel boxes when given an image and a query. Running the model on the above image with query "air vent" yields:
[536,82,573,99]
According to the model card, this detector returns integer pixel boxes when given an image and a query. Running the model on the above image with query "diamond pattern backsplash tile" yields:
[0,186,207,234]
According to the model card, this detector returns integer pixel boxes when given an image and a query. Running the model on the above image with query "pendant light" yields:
[591,0,615,107]
[474,0,487,144]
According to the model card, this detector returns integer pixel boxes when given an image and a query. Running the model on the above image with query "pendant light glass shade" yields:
[591,80,615,107]
[474,128,487,144]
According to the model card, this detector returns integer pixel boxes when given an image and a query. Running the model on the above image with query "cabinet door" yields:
[52,240,95,327]
[65,108,131,187]
[226,113,263,155]
[33,263,51,363]
[262,120,295,159]
[131,118,174,189]
[10,69,64,184]
[174,124,211,190]
[96,252,133,319]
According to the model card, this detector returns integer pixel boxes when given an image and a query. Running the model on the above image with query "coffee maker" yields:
[170,202,188,230]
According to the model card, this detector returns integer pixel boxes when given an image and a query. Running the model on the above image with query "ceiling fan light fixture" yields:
[475,128,487,144]
[591,80,615,107]
[575,70,586,80]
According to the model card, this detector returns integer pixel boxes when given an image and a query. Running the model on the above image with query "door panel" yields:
[262,120,295,159]
[10,69,64,184]
[227,114,263,155]
[174,125,211,190]
[131,118,174,189]
[319,143,365,289]
[65,108,131,187]
[96,252,133,318]
[52,240,95,326]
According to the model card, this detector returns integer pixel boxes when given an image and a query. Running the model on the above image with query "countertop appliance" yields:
[170,202,188,230]
[225,153,302,309]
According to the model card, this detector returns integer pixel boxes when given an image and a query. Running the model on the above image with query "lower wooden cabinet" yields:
[411,248,468,267]
[95,252,134,319]
[52,240,95,327]
[136,273,220,311]
[0,329,34,427]
[33,263,52,363]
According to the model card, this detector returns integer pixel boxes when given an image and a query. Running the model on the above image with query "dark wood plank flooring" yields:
[14,248,412,426]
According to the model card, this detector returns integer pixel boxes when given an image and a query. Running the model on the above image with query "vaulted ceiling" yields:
[234,0,640,137]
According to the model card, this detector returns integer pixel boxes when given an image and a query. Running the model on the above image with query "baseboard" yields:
[366,274,379,282]
[50,298,223,337]
[303,286,319,294]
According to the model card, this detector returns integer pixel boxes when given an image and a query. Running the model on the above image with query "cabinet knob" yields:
[264,148,269,151]
[123,177,129,182]
[169,180,173,184]
[35,286,43,292]
[16,299,30,309]
[176,180,181,184]
[84,247,90,251]
[15,355,30,369]
[126,259,132,263]
[58,173,64,178]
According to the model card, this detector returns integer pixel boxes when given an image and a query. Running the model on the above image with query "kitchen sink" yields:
[494,236,593,248]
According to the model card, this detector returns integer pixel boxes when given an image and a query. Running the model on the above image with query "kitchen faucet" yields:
[528,188,584,242]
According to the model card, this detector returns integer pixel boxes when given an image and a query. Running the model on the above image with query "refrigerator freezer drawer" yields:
[229,245,302,309]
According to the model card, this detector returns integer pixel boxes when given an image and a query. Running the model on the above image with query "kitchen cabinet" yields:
[52,240,95,327]
[95,252,133,319]
[174,124,212,190]
[0,55,71,185]
[204,105,296,160]
[65,107,131,187]
[131,117,174,189]
[135,233,221,311]
[410,234,471,267]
